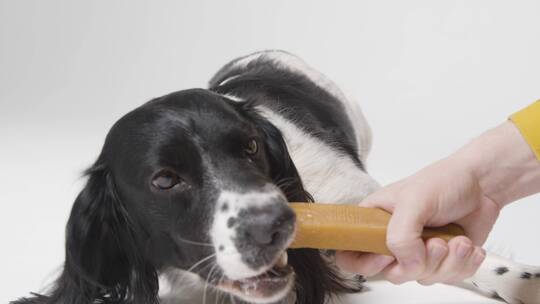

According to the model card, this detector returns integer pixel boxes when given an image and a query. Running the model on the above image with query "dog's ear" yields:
[27,160,159,304]
[241,106,311,202]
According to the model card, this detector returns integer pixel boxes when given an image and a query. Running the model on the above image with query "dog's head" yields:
[42,89,356,304]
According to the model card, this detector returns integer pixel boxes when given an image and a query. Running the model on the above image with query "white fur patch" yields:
[218,74,241,86]
[256,106,380,204]
[222,93,244,102]
[232,50,373,163]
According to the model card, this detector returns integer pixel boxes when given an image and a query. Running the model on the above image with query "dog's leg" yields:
[453,254,540,304]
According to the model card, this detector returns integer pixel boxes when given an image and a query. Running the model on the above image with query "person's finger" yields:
[382,202,429,283]
[446,246,486,284]
[417,238,448,285]
[335,251,395,277]
[417,236,473,285]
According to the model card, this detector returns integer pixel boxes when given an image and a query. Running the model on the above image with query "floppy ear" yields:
[16,161,159,304]
[237,102,314,202]
[249,111,312,202]
[241,105,363,304]
[65,162,159,303]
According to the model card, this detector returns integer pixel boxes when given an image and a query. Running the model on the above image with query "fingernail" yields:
[430,244,447,259]
[456,242,472,258]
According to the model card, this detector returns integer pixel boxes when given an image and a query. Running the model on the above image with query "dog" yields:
[13,50,539,304]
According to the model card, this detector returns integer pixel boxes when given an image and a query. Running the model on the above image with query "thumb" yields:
[382,202,428,282]
[360,188,426,264]
[360,189,426,267]
[359,188,428,283]
[359,189,395,210]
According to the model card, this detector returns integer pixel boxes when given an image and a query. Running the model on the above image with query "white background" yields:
[1,1,539,303]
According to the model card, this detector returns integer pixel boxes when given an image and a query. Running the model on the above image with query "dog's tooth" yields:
[276,252,288,267]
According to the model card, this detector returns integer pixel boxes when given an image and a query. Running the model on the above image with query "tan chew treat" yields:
[289,203,465,256]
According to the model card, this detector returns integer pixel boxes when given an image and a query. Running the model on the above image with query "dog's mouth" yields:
[217,251,294,302]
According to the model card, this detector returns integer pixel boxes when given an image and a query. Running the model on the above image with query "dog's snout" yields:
[214,190,297,274]
[242,204,295,247]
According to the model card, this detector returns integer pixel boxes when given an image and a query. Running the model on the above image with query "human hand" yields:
[336,154,494,284]
[337,121,540,285]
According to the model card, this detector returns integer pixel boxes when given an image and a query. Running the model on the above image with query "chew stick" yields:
[289,203,465,256]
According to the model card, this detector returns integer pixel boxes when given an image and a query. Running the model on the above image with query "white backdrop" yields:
[1,1,539,303]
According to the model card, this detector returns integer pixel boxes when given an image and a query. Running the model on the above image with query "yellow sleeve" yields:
[510,100,540,160]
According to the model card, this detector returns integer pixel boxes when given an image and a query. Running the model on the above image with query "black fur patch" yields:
[521,272,532,279]
[495,266,509,275]
[227,217,237,228]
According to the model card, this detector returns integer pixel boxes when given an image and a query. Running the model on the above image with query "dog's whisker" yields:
[175,258,217,289]
[173,256,214,287]
[274,177,296,187]
[203,263,218,304]
[185,253,217,274]
[202,266,211,304]
[269,268,279,276]
[174,235,214,247]
[215,280,223,304]
[217,274,226,304]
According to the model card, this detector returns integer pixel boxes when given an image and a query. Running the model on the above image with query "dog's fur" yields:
[12,50,540,304]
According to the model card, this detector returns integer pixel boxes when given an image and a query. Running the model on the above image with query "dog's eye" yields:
[152,171,181,190]
[245,139,258,155]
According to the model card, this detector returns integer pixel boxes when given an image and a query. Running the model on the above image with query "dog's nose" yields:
[243,204,296,247]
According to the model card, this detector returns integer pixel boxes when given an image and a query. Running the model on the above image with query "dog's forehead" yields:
[103,89,255,165]
[113,90,248,134]
[148,89,252,130]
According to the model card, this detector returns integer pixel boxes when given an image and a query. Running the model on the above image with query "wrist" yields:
[454,121,540,207]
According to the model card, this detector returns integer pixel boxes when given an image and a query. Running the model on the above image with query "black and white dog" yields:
[13,51,539,304]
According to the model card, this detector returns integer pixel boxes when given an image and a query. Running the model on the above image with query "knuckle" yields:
[386,237,411,251]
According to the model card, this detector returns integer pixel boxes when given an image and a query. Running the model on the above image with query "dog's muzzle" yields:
[210,188,297,303]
